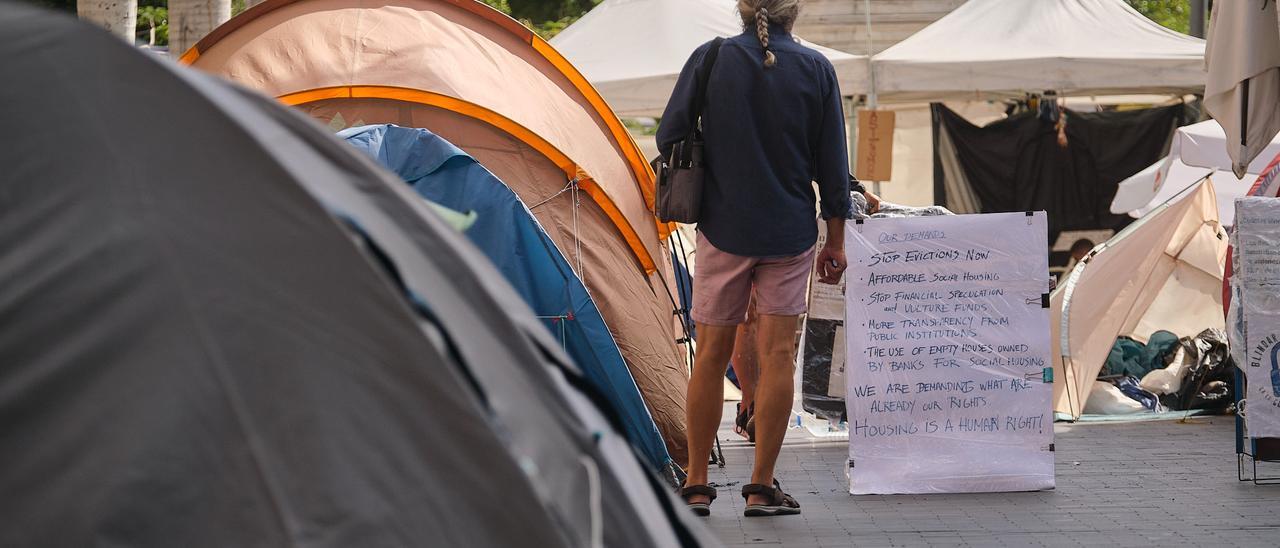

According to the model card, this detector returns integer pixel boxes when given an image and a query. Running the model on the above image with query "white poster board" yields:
[1236,198,1280,438]
[844,212,1055,494]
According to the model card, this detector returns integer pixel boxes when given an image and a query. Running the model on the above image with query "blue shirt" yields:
[657,25,851,257]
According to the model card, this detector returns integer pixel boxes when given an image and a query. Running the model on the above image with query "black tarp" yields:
[0,4,713,546]
[932,102,1196,242]
[801,319,846,422]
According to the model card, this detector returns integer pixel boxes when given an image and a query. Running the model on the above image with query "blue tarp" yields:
[341,125,672,472]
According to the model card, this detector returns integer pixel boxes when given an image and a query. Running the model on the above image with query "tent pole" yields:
[1241,79,1250,148]
[863,0,876,108]
[1061,355,1078,421]
[846,97,857,182]
[1156,171,1215,211]
[659,229,726,469]
[1190,0,1206,38]
[863,0,881,195]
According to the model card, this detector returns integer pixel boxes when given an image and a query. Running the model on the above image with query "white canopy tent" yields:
[871,0,1206,104]
[1111,119,1280,226]
[550,0,868,118]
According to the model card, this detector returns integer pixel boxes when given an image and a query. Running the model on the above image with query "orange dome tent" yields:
[183,0,690,466]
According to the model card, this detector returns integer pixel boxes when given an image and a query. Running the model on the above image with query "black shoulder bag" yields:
[654,38,724,224]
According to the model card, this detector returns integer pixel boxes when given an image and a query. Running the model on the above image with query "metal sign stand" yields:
[1235,368,1280,485]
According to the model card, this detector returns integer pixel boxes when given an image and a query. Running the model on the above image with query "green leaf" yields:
[1125,0,1191,34]
[480,0,511,14]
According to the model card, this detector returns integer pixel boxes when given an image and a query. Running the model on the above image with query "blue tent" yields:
[341,125,673,472]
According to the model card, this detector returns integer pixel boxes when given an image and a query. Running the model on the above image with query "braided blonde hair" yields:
[738,0,800,68]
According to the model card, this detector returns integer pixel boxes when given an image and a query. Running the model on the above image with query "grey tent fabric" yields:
[0,4,713,547]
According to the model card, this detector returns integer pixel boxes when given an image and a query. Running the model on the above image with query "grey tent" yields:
[0,4,712,546]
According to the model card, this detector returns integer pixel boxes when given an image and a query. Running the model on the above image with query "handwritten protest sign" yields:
[1236,198,1280,438]
[844,212,1055,494]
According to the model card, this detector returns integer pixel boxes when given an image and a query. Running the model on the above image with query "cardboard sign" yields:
[844,212,1055,494]
[799,222,852,421]
[855,109,895,182]
[1236,198,1280,438]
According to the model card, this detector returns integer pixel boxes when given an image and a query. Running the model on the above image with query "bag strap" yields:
[691,37,725,131]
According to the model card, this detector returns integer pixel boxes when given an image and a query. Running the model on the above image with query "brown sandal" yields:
[734,402,756,443]
[680,484,717,516]
[741,480,800,517]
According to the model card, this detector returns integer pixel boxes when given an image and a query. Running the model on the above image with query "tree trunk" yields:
[169,0,231,58]
[78,0,137,42]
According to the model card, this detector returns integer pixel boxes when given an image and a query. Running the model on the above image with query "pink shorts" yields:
[692,232,815,326]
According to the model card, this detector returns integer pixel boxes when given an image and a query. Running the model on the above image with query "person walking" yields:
[659,0,874,517]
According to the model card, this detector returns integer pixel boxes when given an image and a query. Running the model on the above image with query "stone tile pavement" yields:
[700,405,1280,547]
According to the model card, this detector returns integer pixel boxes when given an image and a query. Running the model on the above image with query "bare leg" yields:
[747,314,800,506]
[732,297,760,413]
[684,322,738,504]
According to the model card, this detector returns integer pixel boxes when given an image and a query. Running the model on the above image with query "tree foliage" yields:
[507,0,597,24]
[27,0,599,41]
[482,0,599,39]
[480,0,510,13]
[137,5,168,45]
[1126,0,1192,34]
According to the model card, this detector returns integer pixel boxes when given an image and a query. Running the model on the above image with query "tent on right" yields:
[1223,151,1280,321]
[1247,152,1280,199]
[1051,180,1230,420]
[1111,119,1280,226]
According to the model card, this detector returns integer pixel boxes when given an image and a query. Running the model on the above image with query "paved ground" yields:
[700,405,1280,547]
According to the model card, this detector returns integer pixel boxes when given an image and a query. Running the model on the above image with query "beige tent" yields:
[1051,180,1228,419]
[183,0,692,465]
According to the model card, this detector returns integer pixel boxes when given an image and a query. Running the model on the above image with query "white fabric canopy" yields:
[1204,0,1280,178]
[871,0,1206,103]
[1111,119,1280,225]
[550,0,867,117]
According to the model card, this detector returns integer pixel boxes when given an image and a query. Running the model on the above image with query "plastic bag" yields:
[1162,328,1236,412]
[1083,381,1147,415]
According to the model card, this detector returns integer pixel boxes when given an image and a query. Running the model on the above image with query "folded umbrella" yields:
[1204,0,1280,178]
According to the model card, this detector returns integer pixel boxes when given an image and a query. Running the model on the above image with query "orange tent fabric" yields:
[183,0,667,271]
[185,0,690,465]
